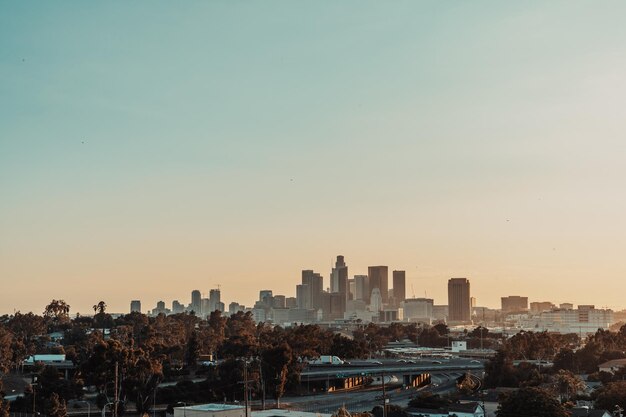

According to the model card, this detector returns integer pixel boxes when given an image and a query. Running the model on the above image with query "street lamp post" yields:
[102,402,114,417]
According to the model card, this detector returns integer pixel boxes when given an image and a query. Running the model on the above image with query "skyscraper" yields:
[296,284,311,309]
[368,266,389,303]
[354,275,369,302]
[209,288,221,313]
[448,278,471,323]
[330,255,348,292]
[130,300,141,313]
[259,290,273,302]
[191,290,201,314]
[330,255,348,309]
[392,270,406,304]
[302,270,323,310]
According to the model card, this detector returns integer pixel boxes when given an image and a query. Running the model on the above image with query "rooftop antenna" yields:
[411,284,416,298]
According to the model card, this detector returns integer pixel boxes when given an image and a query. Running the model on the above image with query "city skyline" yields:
[0,254,620,316]
[3,2,626,315]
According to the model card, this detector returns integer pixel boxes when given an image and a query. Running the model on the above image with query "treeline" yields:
[482,325,626,413]
[0,300,468,417]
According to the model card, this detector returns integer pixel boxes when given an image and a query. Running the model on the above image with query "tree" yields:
[185,331,200,369]
[553,347,579,372]
[497,387,568,417]
[93,301,112,335]
[552,369,585,401]
[0,326,13,373]
[93,301,107,315]
[220,312,258,358]
[0,381,10,417]
[593,381,626,411]
[37,365,83,402]
[260,342,292,407]
[44,300,71,331]
[122,348,163,416]
[45,393,67,417]
[407,392,451,409]
[483,349,518,388]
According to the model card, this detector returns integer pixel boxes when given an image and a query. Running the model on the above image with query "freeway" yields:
[281,358,485,414]
[302,357,485,379]
[283,371,468,414]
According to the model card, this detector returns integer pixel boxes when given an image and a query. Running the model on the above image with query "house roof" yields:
[405,409,447,417]
[571,409,612,417]
[406,402,481,416]
[448,402,481,413]
[598,358,626,369]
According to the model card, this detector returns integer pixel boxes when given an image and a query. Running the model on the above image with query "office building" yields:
[530,301,556,313]
[172,300,185,314]
[520,306,613,336]
[501,296,529,313]
[402,298,434,324]
[229,302,243,315]
[272,295,286,309]
[259,290,273,305]
[330,255,348,299]
[392,270,406,304]
[321,292,346,321]
[191,290,202,314]
[368,266,389,304]
[296,284,311,309]
[302,270,323,310]
[354,275,369,301]
[285,297,297,309]
[448,278,471,323]
[209,289,221,313]
[152,300,170,316]
[433,305,449,322]
[370,288,383,312]
[130,300,141,313]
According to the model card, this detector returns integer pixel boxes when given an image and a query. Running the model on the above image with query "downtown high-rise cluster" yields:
[132,254,616,336]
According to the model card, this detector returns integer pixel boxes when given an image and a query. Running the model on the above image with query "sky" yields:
[2,1,626,315]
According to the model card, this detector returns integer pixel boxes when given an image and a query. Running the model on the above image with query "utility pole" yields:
[114,361,119,417]
[243,361,249,417]
[381,371,387,417]
[258,358,265,410]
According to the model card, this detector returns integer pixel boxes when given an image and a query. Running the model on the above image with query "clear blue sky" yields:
[2,1,626,314]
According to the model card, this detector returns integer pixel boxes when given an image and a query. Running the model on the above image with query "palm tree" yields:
[93,301,108,335]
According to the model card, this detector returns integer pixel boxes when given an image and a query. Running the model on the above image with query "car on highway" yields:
[431,360,442,364]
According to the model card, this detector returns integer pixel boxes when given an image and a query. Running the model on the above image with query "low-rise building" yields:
[173,404,248,417]
[598,358,626,374]
[519,307,613,336]
[406,402,484,417]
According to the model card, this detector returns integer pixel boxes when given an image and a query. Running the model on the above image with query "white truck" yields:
[309,355,344,365]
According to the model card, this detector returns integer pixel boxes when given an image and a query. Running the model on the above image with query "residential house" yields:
[598,358,626,374]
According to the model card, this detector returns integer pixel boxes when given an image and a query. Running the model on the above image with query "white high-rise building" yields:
[370,288,383,312]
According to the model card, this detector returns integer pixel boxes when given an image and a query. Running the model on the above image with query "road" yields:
[283,371,470,414]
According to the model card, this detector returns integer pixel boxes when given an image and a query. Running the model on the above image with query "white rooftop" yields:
[176,405,245,412]
[253,410,332,417]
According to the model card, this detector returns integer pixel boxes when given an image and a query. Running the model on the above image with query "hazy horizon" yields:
[3,2,626,316]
